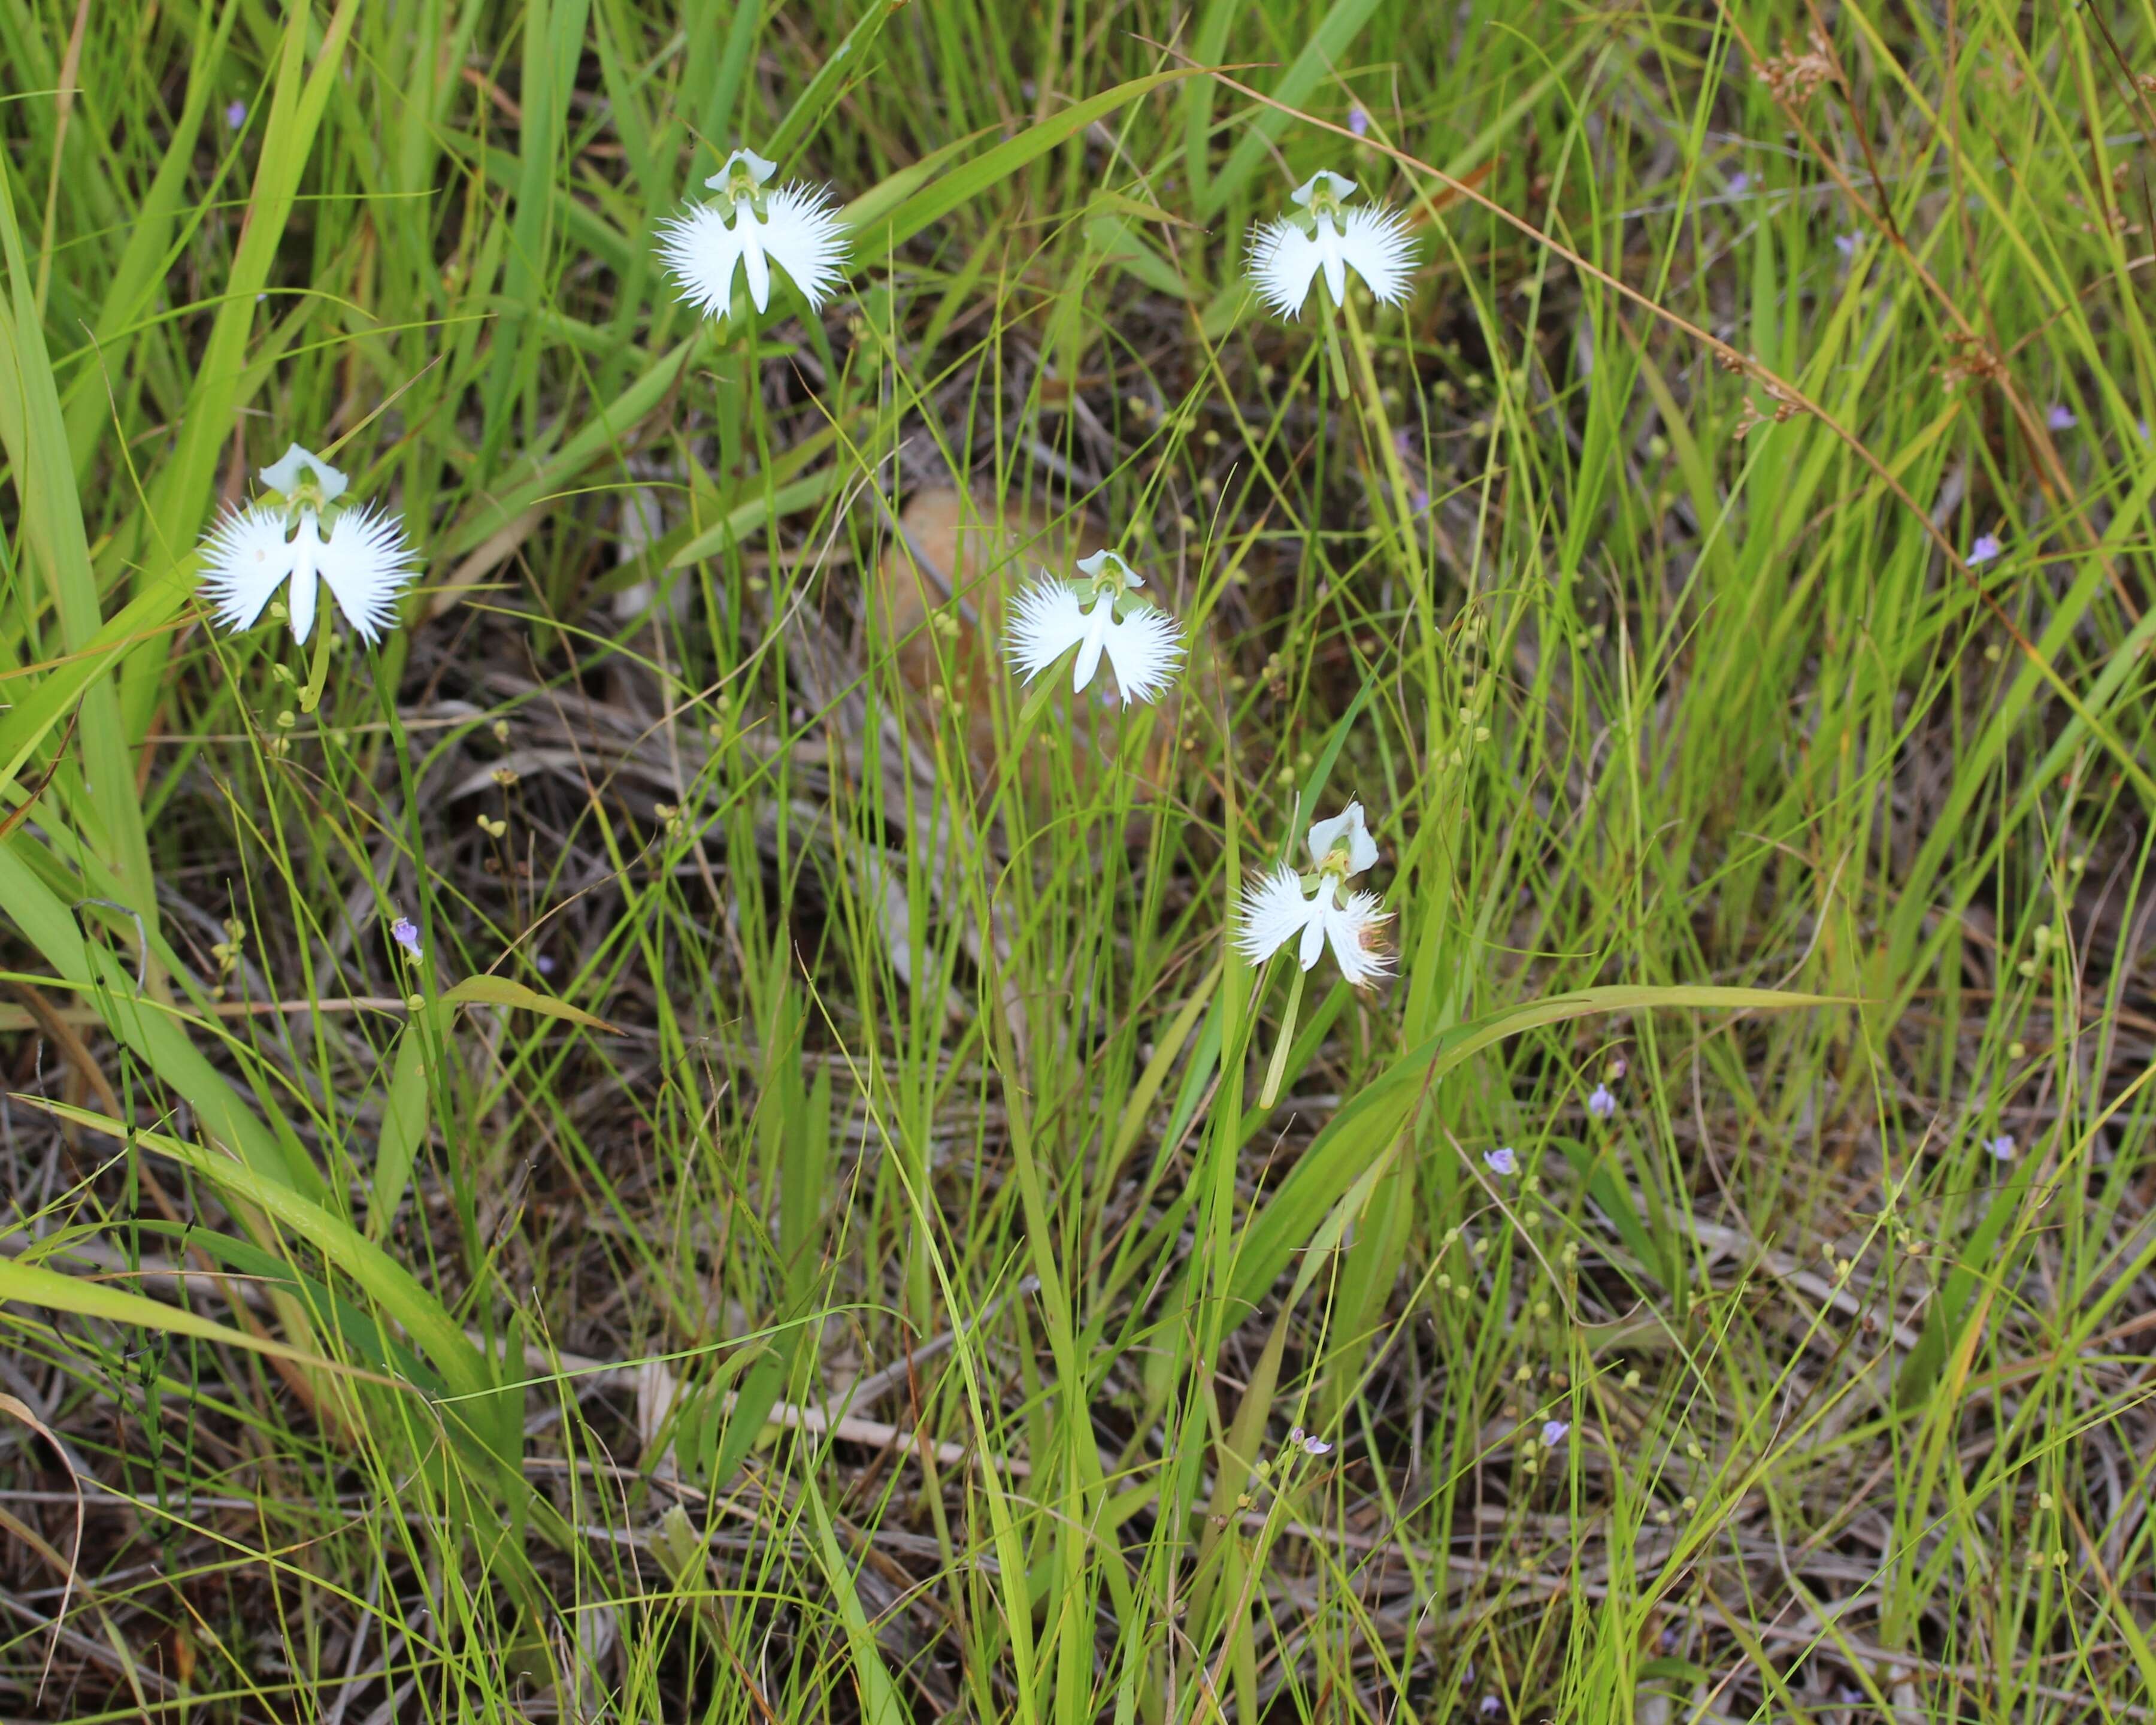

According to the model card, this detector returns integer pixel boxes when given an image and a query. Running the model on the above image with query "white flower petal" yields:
[1249,216,1324,319]
[657,203,748,320]
[1324,891,1394,988]
[1004,579,1091,682]
[1307,802,1378,876]
[317,504,418,644]
[1071,598,1112,692]
[708,147,776,189]
[739,214,771,311]
[1315,226,1348,310]
[1337,205,1418,304]
[1235,865,1319,966]
[1297,899,1330,969]
[1291,170,1357,208]
[259,443,347,503]
[758,184,848,312]
[1098,605,1185,704]
[1075,548,1141,590]
[287,554,320,644]
[199,503,301,633]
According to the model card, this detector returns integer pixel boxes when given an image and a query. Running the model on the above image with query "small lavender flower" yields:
[390,916,422,960]
[1541,1419,1570,1447]
[1984,1133,2015,1161]
[1348,104,1370,138]
[1483,1146,1518,1177]
[2046,404,2077,431]
[225,99,247,129]
[1727,170,1752,196]
[1969,532,2003,567]
[1833,232,1858,259]
[1587,1083,1616,1119]
[1480,1698,1501,1720]
[1408,483,1431,516]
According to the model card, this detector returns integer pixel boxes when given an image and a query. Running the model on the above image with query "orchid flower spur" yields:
[657,148,847,322]
[1004,550,1185,705]
[1235,802,1394,987]
[198,444,417,645]
[1248,171,1418,319]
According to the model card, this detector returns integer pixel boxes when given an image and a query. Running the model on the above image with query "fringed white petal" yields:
[1234,866,1321,967]
[1324,890,1394,988]
[1249,217,1324,319]
[1004,579,1092,682]
[1098,604,1185,705]
[656,202,748,320]
[317,504,418,644]
[1337,205,1417,304]
[199,503,302,634]
[656,184,847,323]
[758,184,848,311]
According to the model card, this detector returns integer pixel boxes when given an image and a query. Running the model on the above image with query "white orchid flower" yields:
[198,444,417,644]
[1249,170,1418,319]
[657,147,847,322]
[1004,549,1186,705]
[1235,801,1394,987]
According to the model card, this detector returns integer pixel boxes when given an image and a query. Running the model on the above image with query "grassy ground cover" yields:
[2,0,2154,1719]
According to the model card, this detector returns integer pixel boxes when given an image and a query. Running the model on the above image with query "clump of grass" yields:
[2,2,2154,1721]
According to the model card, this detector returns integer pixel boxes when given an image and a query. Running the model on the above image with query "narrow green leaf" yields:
[24,1099,520,1482]
[764,0,903,166]
[0,1254,362,1379]
[1229,986,1839,1311]
[442,973,618,1033]
[1199,0,1384,216]
[863,71,1197,257]
[0,560,194,798]
[368,1012,437,1243]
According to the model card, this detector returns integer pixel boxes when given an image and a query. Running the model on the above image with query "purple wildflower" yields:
[1348,104,1370,138]
[1587,1083,1616,1119]
[1479,1699,1500,1720]
[390,917,422,960]
[1541,1419,1570,1446]
[1833,232,1858,259]
[1984,1133,2015,1161]
[1969,533,2003,567]
[225,99,246,129]
[1409,483,1431,516]
[2046,404,2077,431]
[1483,1146,1518,1177]
[1727,170,1752,196]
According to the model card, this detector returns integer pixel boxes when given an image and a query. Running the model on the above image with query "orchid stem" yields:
[296,618,333,713]
[1259,964,1306,1108]
[1321,309,1352,398]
